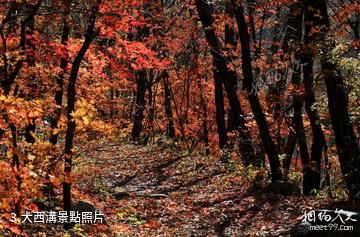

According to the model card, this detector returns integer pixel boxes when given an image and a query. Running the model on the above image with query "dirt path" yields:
[74,143,323,236]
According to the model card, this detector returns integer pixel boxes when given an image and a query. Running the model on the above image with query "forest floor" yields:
[63,141,331,237]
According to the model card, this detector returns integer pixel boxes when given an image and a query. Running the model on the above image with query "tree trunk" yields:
[131,69,147,140]
[225,1,237,132]
[291,72,311,194]
[303,0,360,200]
[148,69,155,127]
[163,71,175,139]
[50,2,70,145]
[302,52,327,193]
[197,80,210,155]
[282,1,312,194]
[195,0,256,165]
[131,25,149,140]
[283,131,297,179]
[23,3,37,144]
[247,0,257,44]
[214,68,229,162]
[63,1,101,228]
[231,0,282,180]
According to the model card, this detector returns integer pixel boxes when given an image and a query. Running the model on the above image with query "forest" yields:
[0,0,359,236]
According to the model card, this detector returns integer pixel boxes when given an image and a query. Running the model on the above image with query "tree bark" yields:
[63,0,101,226]
[131,69,147,140]
[291,66,311,194]
[282,1,312,194]
[195,0,256,165]
[283,130,297,178]
[163,71,175,139]
[231,0,282,180]
[50,2,70,145]
[302,52,327,193]
[214,68,229,161]
[247,0,257,44]
[225,1,237,132]
[24,3,36,144]
[303,0,360,200]
[44,2,71,210]
[197,80,210,155]
[147,69,155,127]
[131,25,150,140]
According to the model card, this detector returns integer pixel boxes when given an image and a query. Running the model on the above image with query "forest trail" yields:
[0,1,358,236]
[74,142,322,236]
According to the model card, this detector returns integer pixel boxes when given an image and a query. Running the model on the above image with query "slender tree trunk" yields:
[195,0,256,165]
[283,131,297,178]
[302,52,327,193]
[232,0,282,180]
[282,1,312,194]
[225,1,237,132]
[131,25,149,140]
[14,2,39,144]
[50,2,70,145]
[23,3,37,144]
[266,8,288,153]
[303,0,360,200]
[214,68,229,161]
[291,67,311,194]
[10,123,22,215]
[146,71,154,140]
[321,55,360,199]
[163,71,175,139]
[198,80,210,155]
[148,70,155,126]
[44,2,71,209]
[63,1,101,227]
[280,1,326,193]
[110,88,114,119]
[247,0,257,44]
[131,70,147,140]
